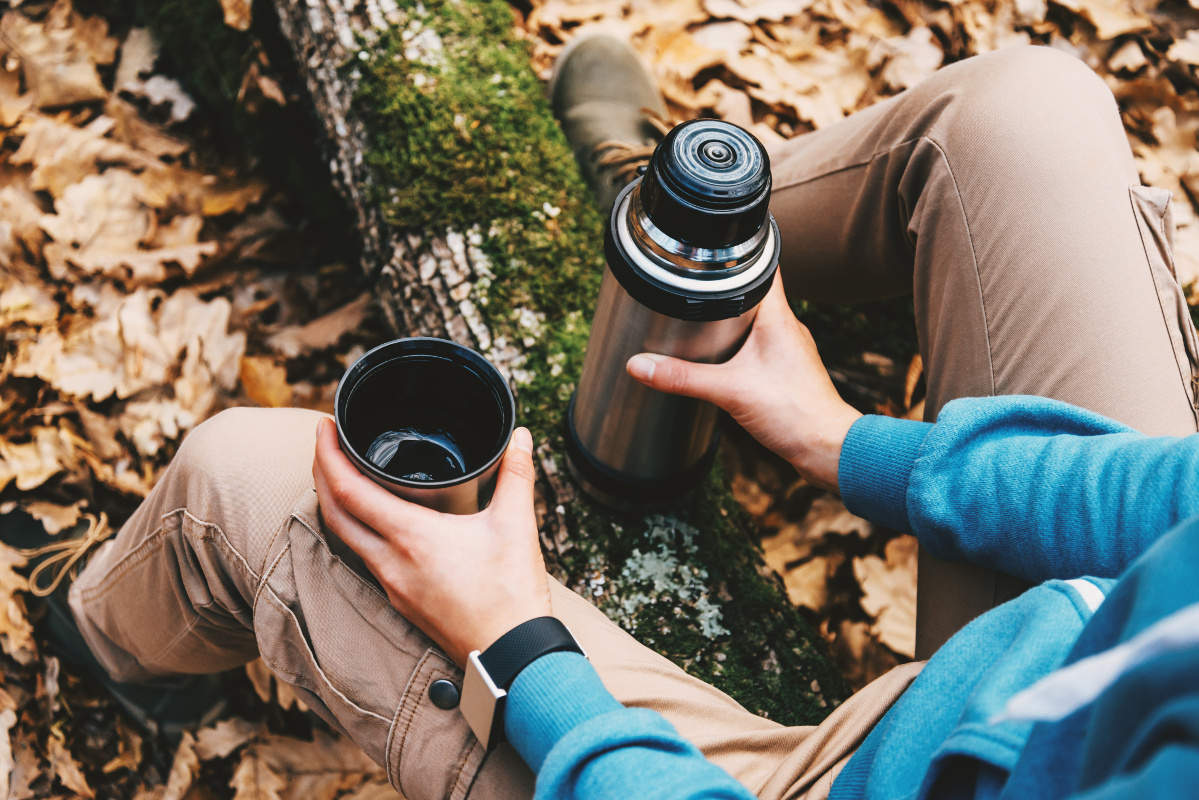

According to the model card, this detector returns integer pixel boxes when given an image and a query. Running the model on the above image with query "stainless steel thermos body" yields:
[566,119,780,506]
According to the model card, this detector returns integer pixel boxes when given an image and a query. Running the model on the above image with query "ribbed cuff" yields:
[504,651,623,773]
[838,415,932,533]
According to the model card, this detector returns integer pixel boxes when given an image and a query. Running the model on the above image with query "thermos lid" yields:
[639,119,771,250]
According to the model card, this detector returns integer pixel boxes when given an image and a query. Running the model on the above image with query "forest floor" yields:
[0,0,1196,797]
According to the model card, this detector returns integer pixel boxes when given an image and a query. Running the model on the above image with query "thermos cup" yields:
[565,119,780,507]
[335,338,516,514]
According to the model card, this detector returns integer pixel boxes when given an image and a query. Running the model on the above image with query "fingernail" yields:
[512,427,533,454]
[627,353,662,381]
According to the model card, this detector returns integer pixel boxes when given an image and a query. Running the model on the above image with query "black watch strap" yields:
[479,616,583,690]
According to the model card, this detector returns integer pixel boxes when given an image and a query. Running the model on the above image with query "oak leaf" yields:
[46,729,93,798]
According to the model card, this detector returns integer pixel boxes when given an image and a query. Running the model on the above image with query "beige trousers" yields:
[767,45,1199,657]
[70,46,1198,799]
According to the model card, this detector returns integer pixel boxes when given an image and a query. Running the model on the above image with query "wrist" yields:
[788,404,861,492]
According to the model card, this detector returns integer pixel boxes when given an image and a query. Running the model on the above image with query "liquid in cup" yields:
[334,338,515,514]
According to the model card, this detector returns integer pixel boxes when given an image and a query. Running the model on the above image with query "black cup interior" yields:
[336,339,514,485]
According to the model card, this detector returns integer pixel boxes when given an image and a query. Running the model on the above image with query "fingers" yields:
[312,417,440,537]
[488,427,536,522]
[313,459,394,570]
[626,352,729,404]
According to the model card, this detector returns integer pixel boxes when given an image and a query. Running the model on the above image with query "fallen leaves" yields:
[47,728,93,798]
[853,535,918,658]
[0,2,387,795]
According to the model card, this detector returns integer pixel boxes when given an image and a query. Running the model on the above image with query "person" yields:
[8,32,1199,800]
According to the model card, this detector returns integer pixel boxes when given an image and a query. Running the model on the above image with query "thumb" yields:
[626,353,729,405]
[488,427,536,519]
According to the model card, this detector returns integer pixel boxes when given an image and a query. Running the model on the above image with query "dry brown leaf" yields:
[201,180,269,216]
[0,282,56,329]
[0,183,46,264]
[1167,29,1199,68]
[781,555,841,610]
[124,75,196,122]
[72,402,125,460]
[24,500,84,535]
[0,4,106,108]
[162,732,200,800]
[231,748,286,800]
[903,353,923,410]
[37,168,217,283]
[341,780,403,800]
[240,356,293,408]
[266,294,371,357]
[116,28,158,92]
[0,545,35,665]
[14,287,245,402]
[9,735,38,800]
[853,535,917,658]
[13,115,156,197]
[1108,39,1147,73]
[0,68,33,128]
[195,718,258,761]
[876,27,943,91]
[221,0,253,31]
[244,659,309,712]
[101,719,143,774]
[529,1,627,32]
[118,397,199,457]
[106,96,189,158]
[252,732,382,800]
[1053,0,1152,40]
[651,28,727,88]
[702,0,808,23]
[46,729,93,798]
[0,427,76,492]
[39,167,150,246]
[690,20,753,54]
[0,708,15,800]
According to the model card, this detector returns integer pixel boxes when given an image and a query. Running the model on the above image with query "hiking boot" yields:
[0,509,227,738]
[549,32,670,215]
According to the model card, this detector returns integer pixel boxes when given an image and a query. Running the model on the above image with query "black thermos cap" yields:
[639,119,771,250]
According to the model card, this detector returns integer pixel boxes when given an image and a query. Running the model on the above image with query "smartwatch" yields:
[460,616,585,750]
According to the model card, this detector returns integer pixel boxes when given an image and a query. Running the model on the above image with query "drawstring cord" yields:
[18,512,111,598]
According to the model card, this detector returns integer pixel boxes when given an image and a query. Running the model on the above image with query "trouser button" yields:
[428,678,460,709]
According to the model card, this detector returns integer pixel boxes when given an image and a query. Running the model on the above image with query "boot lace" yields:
[591,108,673,185]
[18,511,112,598]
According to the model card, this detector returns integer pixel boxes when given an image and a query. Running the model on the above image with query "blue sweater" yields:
[503,396,1199,799]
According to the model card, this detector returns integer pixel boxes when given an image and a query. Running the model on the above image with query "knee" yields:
[174,407,267,476]
[957,46,1114,119]
[172,406,324,490]
[930,46,1121,168]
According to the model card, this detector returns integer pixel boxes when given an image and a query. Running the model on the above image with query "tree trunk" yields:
[250,0,848,722]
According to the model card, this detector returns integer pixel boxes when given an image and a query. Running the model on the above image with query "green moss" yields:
[353,0,848,722]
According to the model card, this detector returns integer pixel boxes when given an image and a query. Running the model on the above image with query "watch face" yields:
[461,651,506,750]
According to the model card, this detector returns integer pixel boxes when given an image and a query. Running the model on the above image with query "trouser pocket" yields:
[1130,185,1199,424]
[253,490,487,799]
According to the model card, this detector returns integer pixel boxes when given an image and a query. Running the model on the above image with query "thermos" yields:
[565,119,780,507]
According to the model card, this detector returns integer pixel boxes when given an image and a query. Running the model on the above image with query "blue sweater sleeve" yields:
[506,652,754,799]
[838,396,1199,582]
